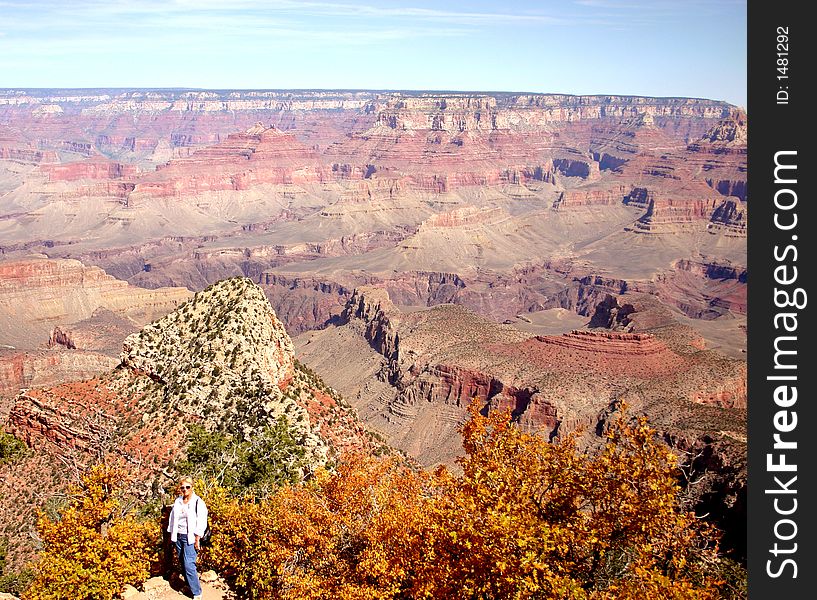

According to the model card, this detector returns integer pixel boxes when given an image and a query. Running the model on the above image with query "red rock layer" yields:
[0,349,118,408]
[553,184,630,209]
[7,379,187,468]
[490,330,691,379]
[42,160,137,181]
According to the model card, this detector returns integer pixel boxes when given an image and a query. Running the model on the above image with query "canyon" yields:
[0,88,747,562]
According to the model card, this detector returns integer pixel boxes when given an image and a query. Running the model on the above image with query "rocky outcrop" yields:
[709,198,747,235]
[494,329,692,380]
[536,329,667,355]
[546,275,630,317]
[341,286,401,364]
[7,386,136,455]
[689,109,747,148]
[120,278,298,422]
[552,184,629,210]
[630,191,746,235]
[48,326,76,349]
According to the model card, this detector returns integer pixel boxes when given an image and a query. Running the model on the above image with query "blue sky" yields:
[0,0,747,107]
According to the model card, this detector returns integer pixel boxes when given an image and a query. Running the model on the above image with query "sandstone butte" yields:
[0,277,383,570]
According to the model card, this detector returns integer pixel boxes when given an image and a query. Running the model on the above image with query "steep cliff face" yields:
[41,160,137,182]
[340,286,401,363]
[625,187,746,235]
[690,109,747,148]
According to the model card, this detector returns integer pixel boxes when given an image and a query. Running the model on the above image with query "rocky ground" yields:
[123,572,234,600]
[0,572,234,600]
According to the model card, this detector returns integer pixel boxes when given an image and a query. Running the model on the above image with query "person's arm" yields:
[167,500,176,534]
[194,499,208,549]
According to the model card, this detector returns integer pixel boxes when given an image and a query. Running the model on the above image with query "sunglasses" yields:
[181,485,192,489]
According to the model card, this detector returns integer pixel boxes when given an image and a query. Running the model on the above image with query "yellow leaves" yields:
[27,403,723,599]
[200,454,434,599]
[24,465,159,600]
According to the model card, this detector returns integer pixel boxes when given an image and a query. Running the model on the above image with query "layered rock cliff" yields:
[0,257,192,349]
[298,286,746,462]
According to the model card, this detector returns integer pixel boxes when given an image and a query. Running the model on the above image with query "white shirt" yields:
[167,493,208,544]
[176,501,189,533]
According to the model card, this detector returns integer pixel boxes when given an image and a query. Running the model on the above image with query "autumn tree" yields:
[203,454,430,600]
[413,403,722,599]
[24,464,159,600]
[203,402,726,599]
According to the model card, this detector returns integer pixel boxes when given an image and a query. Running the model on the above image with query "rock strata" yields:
[0,257,192,349]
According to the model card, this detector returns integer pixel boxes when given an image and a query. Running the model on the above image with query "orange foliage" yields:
[204,455,430,599]
[203,403,723,599]
[23,465,159,600]
[416,403,721,599]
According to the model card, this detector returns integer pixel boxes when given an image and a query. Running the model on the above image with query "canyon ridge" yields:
[0,89,746,565]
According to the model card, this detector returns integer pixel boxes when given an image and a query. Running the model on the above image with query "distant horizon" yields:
[0,1,747,108]
[0,87,744,109]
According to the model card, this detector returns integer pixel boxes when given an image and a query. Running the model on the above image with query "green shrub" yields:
[177,417,307,496]
[0,432,28,464]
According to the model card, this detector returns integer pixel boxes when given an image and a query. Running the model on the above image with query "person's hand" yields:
[194,535,200,551]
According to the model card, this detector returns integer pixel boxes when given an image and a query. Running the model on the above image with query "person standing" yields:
[167,477,207,600]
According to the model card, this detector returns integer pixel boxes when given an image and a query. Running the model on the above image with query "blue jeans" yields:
[175,533,201,596]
